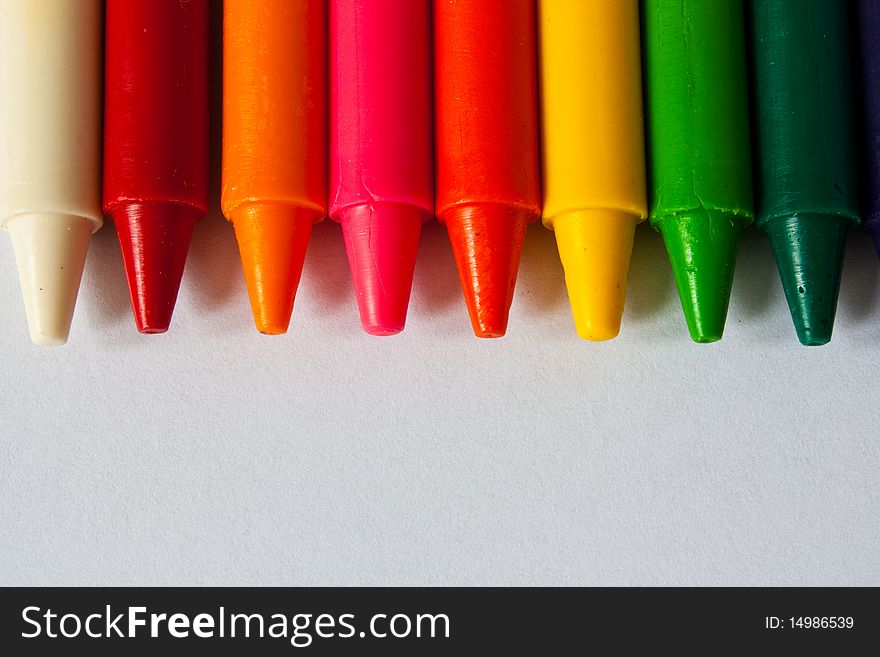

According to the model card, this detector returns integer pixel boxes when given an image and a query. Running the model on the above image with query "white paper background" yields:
[1,212,878,586]
[1,7,878,585]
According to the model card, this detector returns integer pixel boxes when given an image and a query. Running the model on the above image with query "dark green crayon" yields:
[750,0,861,346]
[643,0,754,343]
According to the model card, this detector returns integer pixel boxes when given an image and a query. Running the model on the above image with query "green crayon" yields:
[750,0,860,346]
[643,0,754,343]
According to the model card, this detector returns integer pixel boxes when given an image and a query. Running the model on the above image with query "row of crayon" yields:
[0,0,878,347]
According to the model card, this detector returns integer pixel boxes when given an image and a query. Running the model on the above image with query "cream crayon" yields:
[0,0,103,345]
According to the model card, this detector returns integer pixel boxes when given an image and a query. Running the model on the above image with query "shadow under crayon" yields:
[300,220,356,312]
[517,222,568,315]
[839,228,880,324]
[411,219,462,314]
[625,222,676,324]
[79,222,131,329]
[183,0,242,313]
[729,225,778,321]
[184,214,242,313]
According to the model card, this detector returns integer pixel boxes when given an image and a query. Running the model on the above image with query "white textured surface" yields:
[1,214,879,586]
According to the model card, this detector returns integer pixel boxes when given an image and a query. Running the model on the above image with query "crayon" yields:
[642,0,754,343]
[330,0,433,336]
[750,0,860,346]
[222,0,327,334]
[538,0,647,341]
[104,0,210,333]
[0,0,103,346]
[859,0,880,256]
[434,0,541,338]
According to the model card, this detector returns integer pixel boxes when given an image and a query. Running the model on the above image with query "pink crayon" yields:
[329,0,433,335]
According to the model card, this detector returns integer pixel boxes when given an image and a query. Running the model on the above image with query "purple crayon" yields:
[860,0,880,254]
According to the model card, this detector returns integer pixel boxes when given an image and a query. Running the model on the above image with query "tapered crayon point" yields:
[6,213,94,346]
[552,210,638,341]
[657,209,746,343]
[445,204,530,338]
[764,214,850,346]
[112,203,200,334]
[231,204,316,335]
[339,203,425,336]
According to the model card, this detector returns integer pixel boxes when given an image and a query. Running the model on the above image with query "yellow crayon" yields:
[538,0,647,340]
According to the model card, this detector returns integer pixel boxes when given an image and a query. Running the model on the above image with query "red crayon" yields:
[434,0,541,337]
[104,0,209,333]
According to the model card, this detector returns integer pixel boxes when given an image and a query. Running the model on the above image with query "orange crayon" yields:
[222,0,327,334]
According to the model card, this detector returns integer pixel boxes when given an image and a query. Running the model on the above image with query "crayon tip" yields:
[5,213,94,346]
[657,209,747,343]
[764,214,851,346]
[551,210,639,341]
[112,203,201,334]
[444,204,531,338]
[231,204,317,335]
[338,203,425,336]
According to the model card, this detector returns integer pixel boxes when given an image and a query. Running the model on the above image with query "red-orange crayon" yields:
[434,0,542,337]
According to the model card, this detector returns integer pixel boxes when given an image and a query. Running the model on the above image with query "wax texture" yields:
[222,0,327,335]
[104,0,210,334]
[435,0,541,338]
[643,0,754,343]
[750,0,860,345]
[330,0,433,336]
[538,0,647,341]
[0,0,103,345]
[860,0,880,253]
